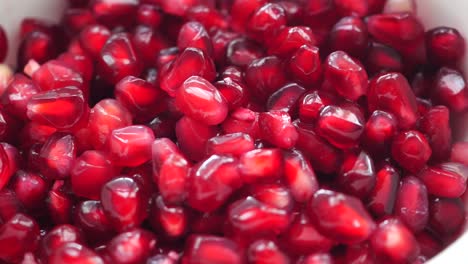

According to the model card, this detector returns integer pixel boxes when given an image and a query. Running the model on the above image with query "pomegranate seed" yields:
[211,29,242,65]
[367,164,400,217]
[115,76,164,121]
[91,0,138,28]
[106,125,155,167]
[57,52,94,82]
[245,56,287,101]
[176,116,218,161]
[226,38,265,68]
[188,155,242,212]
[240,148,283,183]
[419,106,452,161]
[368,72,419,129]
[63,8,96,34]
[48,181,73,224]
[294,122,343,174]
[426,27,465,66]
[137,4,163,28]
[0,145,11,190]
[266,83,306,115]
[230,0,267,32]
[298,90,337,123]
[105,229,157,264]
[338,150,376,198]
[248,183,294,211]
[27,87,87,130]
[148,115,177,139]
[228,196,290,237]
[222,108,261,139]
[362,110,397,155]
[216,77,248,110]
[283,213,334,255]
[259,110,298,149]
[206,133,255,157]
[2,74,39,120]
[391,130,432,173]
[371,218,420,263]
[9,171,48,210]
[178,21,213,56]
[79,24,111,58]
[32,60,85,91]
[268,26,316,57]
[0,189,23,223]
[159,47,216,96]
[276,1,303,25]
[88,99,133,149]
[307,189,375,244]
[432,67,468,112]
[74,200,113,242]
[40,225,84,258]
[394,176,429,233]
[416,231,442,258]
[70,150,115,200]
[39,133,76,180]
[283,149,319,203]
[450,141,468,165]
[418,162,468,198]
[150,196,187,237]
[0,213,40,263]
[334,0,370,17]
[247,3,287,42]
[48,242,104,264]
[247,239,290,264]
[288,45,322,86]
[97,33,143,84]
[183,235,242,264]
[159,0,214,16]
[329,16,368,58]
[429,197,465,237]
[365,41,403,75]
[17,31,59,68]
[186,6,228,30]
[0,26,7,62]
[298,253,333,264]
[100,177,148,232]
[132,25,168,67]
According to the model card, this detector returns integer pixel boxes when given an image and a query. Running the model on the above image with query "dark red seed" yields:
[432,67,468,112]
[266,83,306,115]
[240,148,283,184]
[419,106,452,161]
[91,0,138,28]
[247,239,290,264]
[39,133,76,180]
[338,150,376,198]
[450,141,468,165]
[288,45,322,86]
[329,16,368,58]
[206,133,255,157]
[40,225,85,259]
[132,25,168,67]
[79,24,111,58]
[226,38,265,68]
[48,242,104,264]
[394,176,429,233]
[367,164,400,217]
[74,200,113,243]
[9,170,48,210]
[0,214,40,263]
[391,130,432,174]
[362,110,397,155]
[178,21,213,56]
[176,116,219,161]
[283,149,319,203]
[259,110,298,149]
[365,41,403,75]
[150,195,187,237]
[426,27,465,66]
[248,183,294,211]
[183,235,242,264]
[429,197,465,237]
[105,229,157,264]
[268,26,316,57]
[418,162,468,198]
[245,56,287,101]
[247,3,287,42]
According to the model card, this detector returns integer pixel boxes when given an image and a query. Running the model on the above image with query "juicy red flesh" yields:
[0,1,466,263]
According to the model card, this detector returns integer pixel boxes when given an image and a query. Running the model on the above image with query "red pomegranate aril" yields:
[226,38,265,68]
[159,47,216,97]
[334,0,370,17]
[186,5,228,30]
[32,60,84,91]
[249,183,294,211]
[231,0,267,32]
[298,90,337,123]
[276,1,303,25]
[216,77,249,110]
[39,133,76,180]
[245,56,288,101]
[48,242,104,264]
[324,51,368,101]
[159,0,215,16]
[222,108,261,140]
[294,122,343,174]
[132,25,168,67]
[298,253,333,264]
[0,189,23,223]
[418,162,468,198]
[338,150,376,198]
[63,8,96,34]
[115,76,164,121]
[365,41,403,75]
[27,86,86,130]
[137,4,162,28]
[206,133,255,157]
[106,125,155,167]
[0,213,40,263]
[40,224,84,258]
[188,155,242,212]
[100,177,148,232]
[70,150,115,200]
[175,76,228,125]
[240,148,283,183]
[147,254,179,264]
[228,196,290,236]
[74,200,113,242]
[426,27,465,66]
[17,31,59,68]
[268,26,316,57]
[283,149,319,203]
[394,176,429,233]
[368,72,419,129]
[362,110,397,155]
[259,110,298,149]
[211,29,241,65]
[2,74,39,120]
[0,144,11,190]
[307,189,375,244]
[79,24,111,58]
[429,197,465,237]
[432,67,468,112]
[419,105,452,161]
[283,213,334,256]
[105,228,157,264]
[288,44,322,86]
[176,116,218,161]
[178,21,213,56]
[182,235,242,264]
[91,0,138,28]
[150,195,187,237]
[329,16,368,58]
[266,83,306,115]
[9,171,47,209]
[191,211,225,235]
[88,99,132,149]
[416,231,442,259]
[148,115,177,139]
[58,52,94,82]
[368,164,400,217]
[48,181,73,224]
[370,218,420,263]
[450,141,468,165]
[391,130,432,173]
[97,33,143,84]
[247,239,290,264]
[247,3,287,42]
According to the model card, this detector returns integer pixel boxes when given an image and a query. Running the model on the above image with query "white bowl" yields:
[0,0,466,263]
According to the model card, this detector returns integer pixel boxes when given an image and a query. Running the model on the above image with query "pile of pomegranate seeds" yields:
[0,0,467,263]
